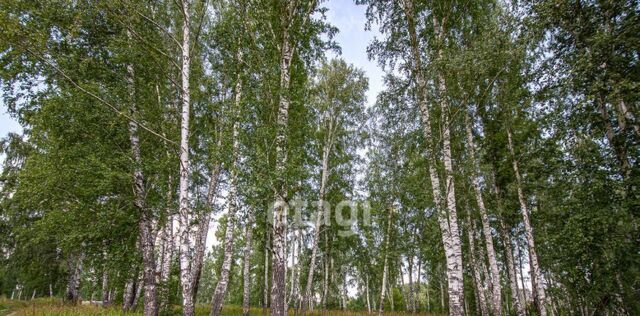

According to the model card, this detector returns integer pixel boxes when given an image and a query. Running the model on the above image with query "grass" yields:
[0,298,437,316]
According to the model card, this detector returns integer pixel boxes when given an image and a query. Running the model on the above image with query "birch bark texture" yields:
[176,0,198,314]
[506,128,547,316]
[400,1,465,314]
[210,70,243,316]
[125,39,158,315]
[464,111,502,315]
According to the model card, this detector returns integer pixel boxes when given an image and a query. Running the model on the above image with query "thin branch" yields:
[133,8,183,50]
[24,47,177,146]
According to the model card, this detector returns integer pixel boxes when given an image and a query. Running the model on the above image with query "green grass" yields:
[1,299,437,316]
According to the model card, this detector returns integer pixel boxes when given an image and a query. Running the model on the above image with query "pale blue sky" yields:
[0,0,383,154]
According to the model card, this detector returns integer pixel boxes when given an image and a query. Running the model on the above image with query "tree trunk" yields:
[615,98,640,138]
[176,0,197,314]
[388,283,395,312]
[322,241,329,311]
[506,128,547,316]
[341,270,348,310]
[102,268,109,306]
[517,242,528,312]
[438,60,465,316]
[464,112,502,315]
[465,210,489,316]
[263,230,270,314]
[408,256,416,314]
[158,173,175,312]
[365,274,371,313]
[65,254,82,303]
[243,214,255,316]
[301,130,333,315]
[399,264,407,312]
[210,67,243,316]
[401,2,464,314]
[125,44,158,315]
[132,272,144,309]
[500,220,526,316]
[598,96,632,179]
[123,275,136,311]
[271,8,294,316]
[378,207,393,316]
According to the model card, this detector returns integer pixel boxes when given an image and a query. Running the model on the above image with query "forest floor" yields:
[0,298,438,316]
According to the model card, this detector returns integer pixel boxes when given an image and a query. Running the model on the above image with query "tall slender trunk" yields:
[500,220,526,316]
[465,209,489,316]
[322,237,329,311]
[341,270,348,310]
[464,112,502,315]
[401,2,464,314]
[506,128,547,316]
[378,207,393,316]
[491,166,526,316]
[294,228,302,312]
[271,9,294,316]
[399,264,407,311]
[438,56,465,316]
[301,126,334,315]
[189,198,217,300]
[416,259,422,313]
[365,274,371,313]
[263,230,270,314]
[176,0,197,314]
[243,213,255,316]
[517,242,528,311]
[426,270,431,312]
[125,42,158,315]
[158,174,174,311]
[210,74,243,316]
[388,282,395,312]
[408,256,416,314]
[288,227,298,307]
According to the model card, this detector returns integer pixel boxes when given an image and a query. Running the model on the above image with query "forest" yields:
[0,0,638,315]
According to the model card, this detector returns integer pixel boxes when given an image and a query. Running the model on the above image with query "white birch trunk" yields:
[378,208,393,316]
[408,256,416,314]
[176,1,197,314]
[65,254,82,303]
[400,2,464,314]
[501,220,526,316]
[271,7,295,316]
[465,210,489,316]
[263,231,270,312]
[438,66,465,316]
[507,128,547,316]
[301,122,334,315]
[210,74,242,316]
[365,274,371,313]
[102,268,109,306]
[125,43,158,316]
[464,112,502,315]
[243,213,255,316]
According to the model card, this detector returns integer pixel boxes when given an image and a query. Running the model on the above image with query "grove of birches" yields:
[0,0,638,315]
